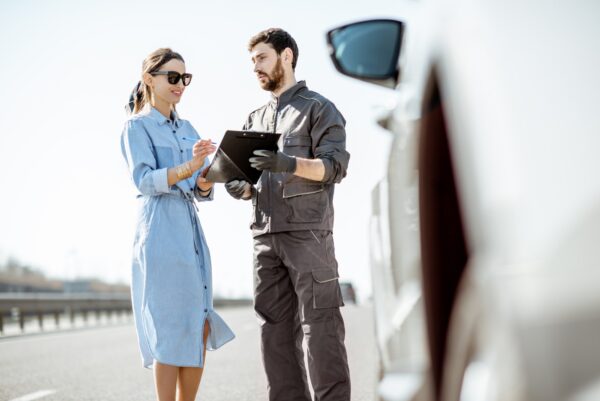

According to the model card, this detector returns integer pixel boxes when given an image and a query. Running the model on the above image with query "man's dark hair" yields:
[248,28,299,70]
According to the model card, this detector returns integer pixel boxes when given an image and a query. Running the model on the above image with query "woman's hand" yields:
[196,167,214,193]
[190,139,216,171]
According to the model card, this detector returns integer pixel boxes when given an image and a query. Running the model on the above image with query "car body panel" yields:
[327,1,600,400]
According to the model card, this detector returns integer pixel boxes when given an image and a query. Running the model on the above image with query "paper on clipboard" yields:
[204,130,281,184]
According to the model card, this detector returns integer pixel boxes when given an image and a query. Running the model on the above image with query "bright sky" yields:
[0,0,404,300]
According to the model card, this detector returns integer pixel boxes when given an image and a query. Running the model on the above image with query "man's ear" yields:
[283,48,294,65]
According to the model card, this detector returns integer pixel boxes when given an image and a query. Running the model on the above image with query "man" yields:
[225,28,351,401]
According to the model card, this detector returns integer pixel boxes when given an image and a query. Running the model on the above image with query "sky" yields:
[0,0,407,300]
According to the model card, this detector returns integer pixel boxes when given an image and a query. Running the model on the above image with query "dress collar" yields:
[144,106,181,128]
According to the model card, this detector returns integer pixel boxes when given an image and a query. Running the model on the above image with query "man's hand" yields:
[249,150,297,173]
[225,180,252,200]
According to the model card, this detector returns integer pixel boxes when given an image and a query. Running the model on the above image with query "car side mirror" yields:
[326,19,404,89]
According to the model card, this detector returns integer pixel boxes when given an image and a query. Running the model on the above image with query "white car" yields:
[326,1,600,401]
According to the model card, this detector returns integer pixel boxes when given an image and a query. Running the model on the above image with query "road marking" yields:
[9,390,57,401]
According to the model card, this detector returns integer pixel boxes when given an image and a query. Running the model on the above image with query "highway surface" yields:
[0,304,377,401]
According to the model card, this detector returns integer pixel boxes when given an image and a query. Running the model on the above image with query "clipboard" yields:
[204,130,281,184]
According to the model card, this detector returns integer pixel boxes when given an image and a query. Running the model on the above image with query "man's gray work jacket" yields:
[243,81,350,237]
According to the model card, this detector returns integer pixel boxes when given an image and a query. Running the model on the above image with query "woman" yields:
[121,48,234,401]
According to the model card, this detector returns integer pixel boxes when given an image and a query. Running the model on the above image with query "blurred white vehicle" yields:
[325,1,600,401]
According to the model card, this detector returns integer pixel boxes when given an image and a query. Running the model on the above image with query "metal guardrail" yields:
[0,293,253,335]
[0,293,132,335]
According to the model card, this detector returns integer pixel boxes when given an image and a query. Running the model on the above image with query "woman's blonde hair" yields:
[126,48,185,115]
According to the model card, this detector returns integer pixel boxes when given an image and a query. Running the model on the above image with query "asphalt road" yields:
[0,304,377,401]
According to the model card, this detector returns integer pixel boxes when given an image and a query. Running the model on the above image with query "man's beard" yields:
[259,58,285,92]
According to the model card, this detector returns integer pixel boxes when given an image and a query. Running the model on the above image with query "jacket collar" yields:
[270,80,307,107]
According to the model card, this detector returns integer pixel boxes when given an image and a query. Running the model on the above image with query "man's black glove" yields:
[225,180,251,200]
[249,150,297,173]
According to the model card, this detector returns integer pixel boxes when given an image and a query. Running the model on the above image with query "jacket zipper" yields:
[273,97,279,134]
[267,98,280,227]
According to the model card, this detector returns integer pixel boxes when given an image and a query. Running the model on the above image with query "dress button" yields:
[172,130,176,133]
[204,286,207,289]
[204,309,208,312]
[180,149,183,153]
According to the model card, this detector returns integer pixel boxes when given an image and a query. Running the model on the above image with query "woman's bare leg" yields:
[154,361,179,401]
[176,321,211,401]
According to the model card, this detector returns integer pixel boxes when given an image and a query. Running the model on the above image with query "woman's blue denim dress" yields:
[121,107,234,368]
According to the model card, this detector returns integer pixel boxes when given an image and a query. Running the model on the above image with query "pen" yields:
[182,137,217,144]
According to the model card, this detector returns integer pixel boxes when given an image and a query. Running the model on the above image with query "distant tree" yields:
[3,257,41,276]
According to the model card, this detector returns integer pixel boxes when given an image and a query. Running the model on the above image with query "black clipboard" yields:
[204,130,281,184]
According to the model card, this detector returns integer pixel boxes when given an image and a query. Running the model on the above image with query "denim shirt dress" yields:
[121,107,235,368]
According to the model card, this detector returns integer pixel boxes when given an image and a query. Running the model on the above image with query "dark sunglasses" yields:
[150,70,193,86]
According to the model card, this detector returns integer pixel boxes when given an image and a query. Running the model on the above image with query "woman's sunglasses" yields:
[150,70,193,86]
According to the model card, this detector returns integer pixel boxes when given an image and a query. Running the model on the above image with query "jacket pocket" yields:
[283,135,312,158]
[312,268,344,309]
[283,181,327,223]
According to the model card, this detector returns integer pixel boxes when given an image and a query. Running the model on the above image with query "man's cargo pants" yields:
[253,230,351,401]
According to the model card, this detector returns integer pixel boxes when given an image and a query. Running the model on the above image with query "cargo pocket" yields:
[312,268,344,309]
